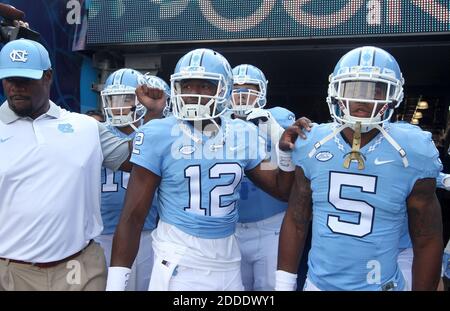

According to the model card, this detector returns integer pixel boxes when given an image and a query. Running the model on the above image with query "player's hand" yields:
[135,84,167,117]
[13,20,29,28]
[279,117,313,151]
[245,108,271,124]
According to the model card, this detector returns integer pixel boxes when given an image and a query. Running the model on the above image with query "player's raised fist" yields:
[136,84,167,116]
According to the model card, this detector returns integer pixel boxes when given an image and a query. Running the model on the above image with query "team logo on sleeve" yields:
[315,151,333,162]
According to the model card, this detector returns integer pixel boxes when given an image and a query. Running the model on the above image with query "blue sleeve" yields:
[410,130,442,180]
[246,135,266,170]
[292,126,317,180]
[130,122,164,176]
[243,122,266,170]
[269,107,296,129]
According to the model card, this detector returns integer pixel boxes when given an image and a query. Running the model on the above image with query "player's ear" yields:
[43,69,53,86]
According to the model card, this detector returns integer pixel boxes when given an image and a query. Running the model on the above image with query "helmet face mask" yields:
[326,47,404,132]
[231,64,267,116]
[231,85,262,117]
[172,76,225,120]
[101,68,147,127]
[170,49,233,121]
[102,91,143,127]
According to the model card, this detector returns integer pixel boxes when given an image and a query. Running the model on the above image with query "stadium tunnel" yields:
[93,35,450,138]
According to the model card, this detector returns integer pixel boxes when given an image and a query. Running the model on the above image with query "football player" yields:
[106,49,309,291]
[229,64,296,290]
[276,46,443,291]
[97,69,169,290]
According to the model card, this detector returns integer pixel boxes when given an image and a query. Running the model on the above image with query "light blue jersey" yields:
[293,122,442,291]
[444,241,450,279]
[398,222,412,249]
[101,125,158,234]
[238,107,295,223]
[130,116,265,239]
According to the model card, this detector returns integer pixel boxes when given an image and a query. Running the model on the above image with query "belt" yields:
[0,240,93,268]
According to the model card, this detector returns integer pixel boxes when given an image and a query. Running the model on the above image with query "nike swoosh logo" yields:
[374,158,395,165]
[0,136,12,143]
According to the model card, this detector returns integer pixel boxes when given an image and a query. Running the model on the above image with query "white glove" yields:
[275,270,297,291]
[246,108,285,144]
[437,172,450,191]
[106,266,131,291]
[443,174,450,191]
[246,108,271,123]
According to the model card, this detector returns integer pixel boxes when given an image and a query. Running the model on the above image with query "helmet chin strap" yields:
[110,114,133,127]
[346,119,376,133]
[178,114,226,152]
[339,100,390,133]
[373,123,409,168]
[343,121,365,170]
[233,106,252,117]
[308,121,409,169]
[308,123,351,158]
[129,122,140,133]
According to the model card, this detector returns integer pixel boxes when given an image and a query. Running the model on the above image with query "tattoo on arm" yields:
[407,178,442,239]
[290,167,312,232]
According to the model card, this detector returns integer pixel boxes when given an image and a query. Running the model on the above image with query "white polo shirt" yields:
[0,101,129,262]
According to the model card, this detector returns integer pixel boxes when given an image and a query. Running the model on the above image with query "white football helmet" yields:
[327,46,404,132]
[170,48,233,121]
[231,64,268,116]
[101,68,147,127]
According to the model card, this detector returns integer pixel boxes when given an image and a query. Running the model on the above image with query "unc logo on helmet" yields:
[170,48,233,121]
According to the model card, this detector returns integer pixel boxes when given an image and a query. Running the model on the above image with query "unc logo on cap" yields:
[9,49,28,63]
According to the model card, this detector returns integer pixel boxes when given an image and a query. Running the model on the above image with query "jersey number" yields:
[184,163,242,217]
[132,132,144,155]
[102,168,129,192]
[327,171,377,237]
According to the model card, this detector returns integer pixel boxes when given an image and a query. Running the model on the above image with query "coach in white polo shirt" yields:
[0,39,132,290]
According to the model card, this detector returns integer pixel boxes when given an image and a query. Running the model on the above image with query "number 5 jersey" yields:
[293,122,442,291]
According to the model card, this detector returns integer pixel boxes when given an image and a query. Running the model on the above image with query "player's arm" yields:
[107,165,161,290]
[407,178,443,290]
[245,164,293,201]
[276,166,312,290]
[244,117,312,201]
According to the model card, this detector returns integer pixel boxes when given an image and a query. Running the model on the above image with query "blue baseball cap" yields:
[0,39,51,80]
